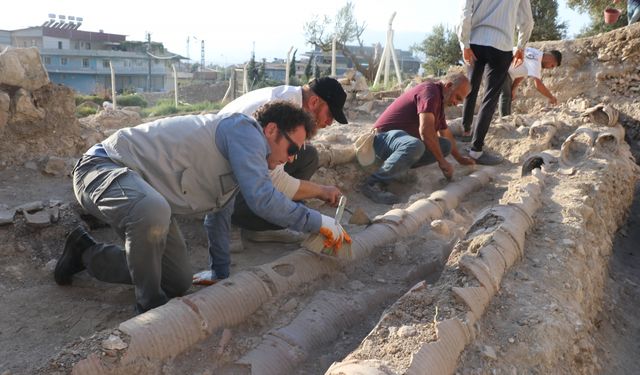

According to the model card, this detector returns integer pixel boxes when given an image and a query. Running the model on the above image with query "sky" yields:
[3,1,591,66]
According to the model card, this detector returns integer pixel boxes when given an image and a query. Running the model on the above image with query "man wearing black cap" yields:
[195,78,348,283]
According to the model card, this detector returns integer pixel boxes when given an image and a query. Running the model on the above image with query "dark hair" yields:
[253,100,315,140]
[548,50,562,66]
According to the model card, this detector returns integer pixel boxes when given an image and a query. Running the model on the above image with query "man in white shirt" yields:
[457,0,534,165]
[207,77,348,246]
[499,48,562,116]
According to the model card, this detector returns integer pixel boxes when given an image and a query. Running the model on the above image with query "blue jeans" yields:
[205,144,318,278]
[203,202,233,279]
[369,130,451,184]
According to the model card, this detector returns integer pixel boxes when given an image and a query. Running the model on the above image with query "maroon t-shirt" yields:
[374,81,448,139]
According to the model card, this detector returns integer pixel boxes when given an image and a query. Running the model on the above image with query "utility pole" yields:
[200,40,205,72]
[146,32,152,92]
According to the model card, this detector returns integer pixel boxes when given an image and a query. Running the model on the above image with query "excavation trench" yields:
[66,170,496,374]
[591,182,640,375]
[43,106,639,375]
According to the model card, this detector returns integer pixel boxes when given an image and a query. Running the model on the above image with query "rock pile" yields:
[0,47,87,168]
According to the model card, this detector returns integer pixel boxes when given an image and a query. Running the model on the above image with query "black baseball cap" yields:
[309,77,348,124]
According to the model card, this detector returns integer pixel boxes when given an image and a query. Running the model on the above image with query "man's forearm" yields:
[511,77,524,92]
[534,79,554,99]
[423,135,446,164]
[293,180,323,201]
[420,112,446,164]
[440,128,463,160]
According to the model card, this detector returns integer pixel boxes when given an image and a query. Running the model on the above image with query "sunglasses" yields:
[279,129,301,156]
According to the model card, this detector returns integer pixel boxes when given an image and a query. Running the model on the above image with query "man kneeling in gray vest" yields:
[54,101,350,314]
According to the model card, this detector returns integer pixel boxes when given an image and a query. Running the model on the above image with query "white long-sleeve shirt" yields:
[219,86,303,199]
[458,0,534,52]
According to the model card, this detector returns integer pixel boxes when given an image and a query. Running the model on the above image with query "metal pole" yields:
[146,32,151,92]
[109,60,116,107]
[200,40,205,71]
[172,64,178,107]
[331,37,337,77]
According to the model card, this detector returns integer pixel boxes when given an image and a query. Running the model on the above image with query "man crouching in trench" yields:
[54,101,350,313]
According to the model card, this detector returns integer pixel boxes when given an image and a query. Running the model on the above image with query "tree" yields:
[259,58,266,82]
[530,0,568,41]
[289,49,297,79]
[411,24,461,76]
[247,52,261,88]
[189,63,200,74]
[304,2,379,82]
[566,0,628,36]
[304,54,314,81]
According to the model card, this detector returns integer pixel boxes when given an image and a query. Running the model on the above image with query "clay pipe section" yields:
[232,288,397,374]
[349,168,496,260]
[326,171,545,375]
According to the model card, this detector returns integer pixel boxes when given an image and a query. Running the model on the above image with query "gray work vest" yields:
[102,113,238,215]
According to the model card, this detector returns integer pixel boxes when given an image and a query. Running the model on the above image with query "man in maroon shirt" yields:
[361,73,475,204]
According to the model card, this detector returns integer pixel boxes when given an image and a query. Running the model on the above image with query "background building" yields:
[3,16,183,94]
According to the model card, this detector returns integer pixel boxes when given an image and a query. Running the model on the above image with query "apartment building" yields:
[4,17,183,94]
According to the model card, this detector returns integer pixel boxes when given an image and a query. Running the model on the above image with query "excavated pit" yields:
[0,24,640,375]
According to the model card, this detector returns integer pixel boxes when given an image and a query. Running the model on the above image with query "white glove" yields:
[317,214,352,257]
[320,214,342,241]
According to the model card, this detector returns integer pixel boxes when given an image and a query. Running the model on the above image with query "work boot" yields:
[360,180,401,205]
[241,228,308,243]
[54,226,97,285]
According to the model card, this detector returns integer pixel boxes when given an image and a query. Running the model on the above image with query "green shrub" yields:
[140,100,223,118]
[142,101,178,117]
[116,94,148,108]
[178,101,223,113]
[76,106,98,118]
[75,95,104,106]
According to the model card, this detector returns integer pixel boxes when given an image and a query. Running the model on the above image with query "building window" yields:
[61,57,68,65]
[31,39,36,46]
[22,41,27,47]
[103,60,110,68]
[58,41,63,49]
[86,42,91,50]
[44,57,51,65]
[83,58,89,68]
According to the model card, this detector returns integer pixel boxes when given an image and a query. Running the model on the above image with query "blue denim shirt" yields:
[204,114,321,279]
[214,114,321,233]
